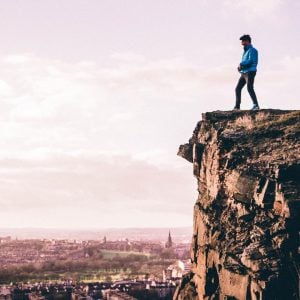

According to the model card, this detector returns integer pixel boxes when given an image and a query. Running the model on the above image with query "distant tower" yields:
[165,230,173,248]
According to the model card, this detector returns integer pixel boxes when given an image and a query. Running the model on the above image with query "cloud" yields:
[258,55,300,109]
[0,52,298,158]
[0,154,196,228]
[0,51,298,228]
[0,52,228,162]
[223,0,283,18]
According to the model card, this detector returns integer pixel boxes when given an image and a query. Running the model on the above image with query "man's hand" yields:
[237,64,242,71]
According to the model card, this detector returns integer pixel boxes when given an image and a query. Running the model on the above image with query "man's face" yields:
[241,40,250,47]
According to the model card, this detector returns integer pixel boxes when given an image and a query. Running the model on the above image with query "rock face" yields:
[175,110,300,300]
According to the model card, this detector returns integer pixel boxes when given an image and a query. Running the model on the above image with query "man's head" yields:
[239,34,252,46]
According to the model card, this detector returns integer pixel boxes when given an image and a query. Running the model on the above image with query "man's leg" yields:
[247,71,259,106]
[235,75,246,108]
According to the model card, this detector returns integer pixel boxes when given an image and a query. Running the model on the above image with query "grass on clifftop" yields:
[233,111,300,132]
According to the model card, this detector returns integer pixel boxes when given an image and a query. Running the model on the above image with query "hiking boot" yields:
[251,104,260,111]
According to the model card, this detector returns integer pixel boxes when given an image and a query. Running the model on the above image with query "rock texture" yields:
[175,110,300,300]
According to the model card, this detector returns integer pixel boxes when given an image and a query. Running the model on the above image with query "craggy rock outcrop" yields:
[175,110,300,300]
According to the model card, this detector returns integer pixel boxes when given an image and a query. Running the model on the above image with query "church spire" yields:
[166,230,173,248]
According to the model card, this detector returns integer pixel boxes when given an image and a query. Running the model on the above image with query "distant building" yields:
[0,236,12,244]
[164,260,192,280]
[165,231,173,248]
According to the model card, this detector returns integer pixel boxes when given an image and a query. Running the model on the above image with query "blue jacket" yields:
[240,44,258,73]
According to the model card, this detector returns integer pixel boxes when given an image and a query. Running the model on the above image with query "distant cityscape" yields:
[0,227,192,242]
[0,229,192,299]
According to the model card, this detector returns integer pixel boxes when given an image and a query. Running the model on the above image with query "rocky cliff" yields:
[175,110,300,300]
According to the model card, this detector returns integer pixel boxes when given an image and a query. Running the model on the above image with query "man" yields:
[234,34,260,110]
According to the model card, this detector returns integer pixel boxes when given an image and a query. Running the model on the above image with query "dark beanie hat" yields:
[239,34,252,42]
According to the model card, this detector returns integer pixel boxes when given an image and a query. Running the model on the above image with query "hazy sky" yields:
[0,0,299,229]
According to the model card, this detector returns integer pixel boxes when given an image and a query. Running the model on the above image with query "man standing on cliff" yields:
[234,34,260,110]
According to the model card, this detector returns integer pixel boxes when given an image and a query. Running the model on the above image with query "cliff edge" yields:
[175,110,300,300]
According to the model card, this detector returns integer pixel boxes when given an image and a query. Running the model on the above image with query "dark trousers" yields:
[235,71,258,108]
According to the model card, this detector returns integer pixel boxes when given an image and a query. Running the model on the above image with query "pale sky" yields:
[0,0,299,229]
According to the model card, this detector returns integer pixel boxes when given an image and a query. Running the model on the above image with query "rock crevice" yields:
[175,110,300,300]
